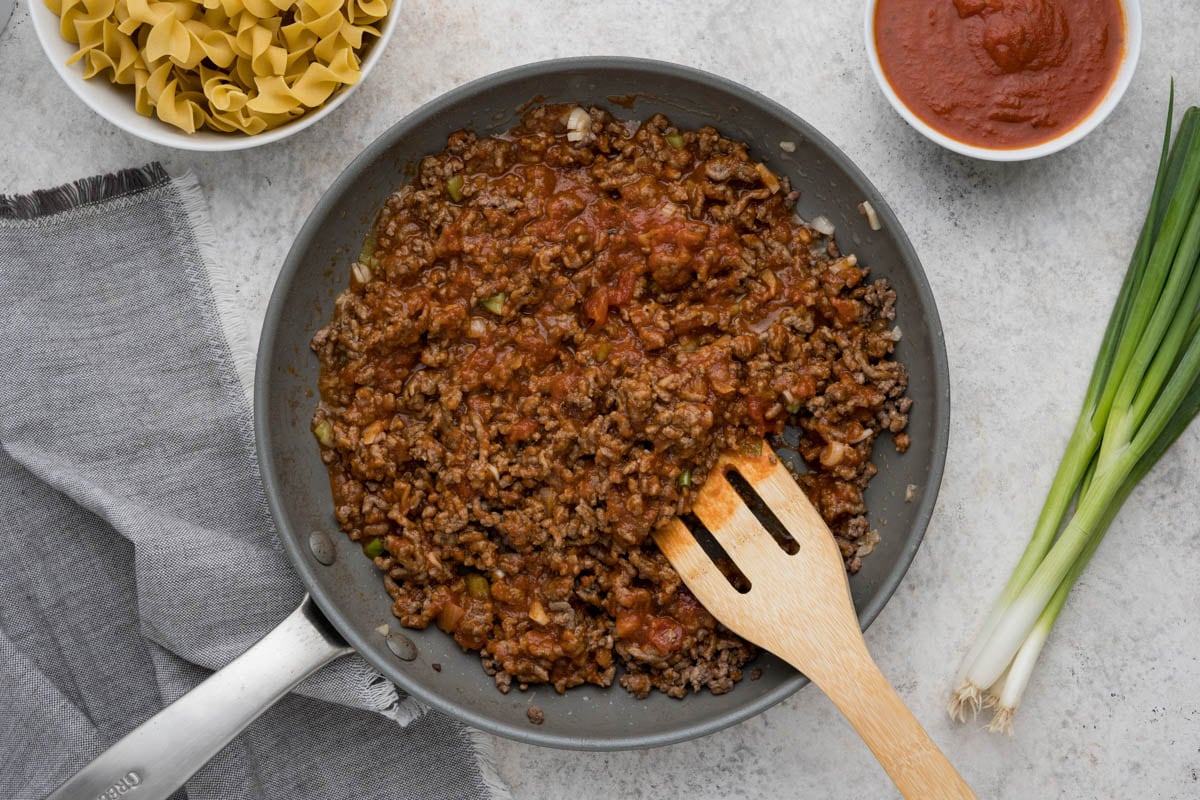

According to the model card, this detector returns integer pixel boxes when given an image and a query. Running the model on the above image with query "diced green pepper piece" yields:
[446,175,464,202]
[677,469,692,488]
[363,537,385,559]
[465,573,491,600]
[479,292,506,315]
[666,133,685,149]
[357,231,379,268]
[313,419,334,447]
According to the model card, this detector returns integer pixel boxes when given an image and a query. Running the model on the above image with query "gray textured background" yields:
[3,1,1199,798]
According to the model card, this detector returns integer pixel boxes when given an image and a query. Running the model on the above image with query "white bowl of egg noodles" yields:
[29,0,401,151]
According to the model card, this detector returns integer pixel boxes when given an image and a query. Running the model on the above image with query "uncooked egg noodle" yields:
[46,0,387,134]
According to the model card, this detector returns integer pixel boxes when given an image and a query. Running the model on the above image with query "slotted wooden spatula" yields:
[654,443,976,800]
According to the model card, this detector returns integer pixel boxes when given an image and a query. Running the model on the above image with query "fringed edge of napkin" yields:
[169,170,258,403]
[466,728,517,800]
[0,163,170,220]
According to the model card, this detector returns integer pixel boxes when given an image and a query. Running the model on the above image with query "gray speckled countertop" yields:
[4,1,1200,798]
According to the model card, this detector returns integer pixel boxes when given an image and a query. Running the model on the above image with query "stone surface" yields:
[3,1,1199,798]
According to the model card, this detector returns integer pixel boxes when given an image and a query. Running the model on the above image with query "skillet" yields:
[47,56,950,799]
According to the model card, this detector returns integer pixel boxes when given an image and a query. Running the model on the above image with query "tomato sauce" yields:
[874,0,1125,149]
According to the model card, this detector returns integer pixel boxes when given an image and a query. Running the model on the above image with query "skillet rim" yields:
[255,55,951,750]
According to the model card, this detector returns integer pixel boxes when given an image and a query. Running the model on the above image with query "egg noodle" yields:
[46,0,389,134]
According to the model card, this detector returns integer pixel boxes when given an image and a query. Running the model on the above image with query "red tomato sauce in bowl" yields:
[873,0,1125,150]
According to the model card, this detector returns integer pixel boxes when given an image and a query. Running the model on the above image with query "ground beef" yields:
[311,105,910,698]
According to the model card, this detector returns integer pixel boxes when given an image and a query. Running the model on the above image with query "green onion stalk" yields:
[949,90,1200,733]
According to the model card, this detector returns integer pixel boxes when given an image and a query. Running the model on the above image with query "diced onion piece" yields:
[566,107,590,142]
[361,420,384,445]
[567,106,590,130]
[529,599,550,625]
[467,317,489,338]
[811,215,835,236]
[858,200,882,230]
[851,427,874,443]
[375,624,390,636]
[351,261,372,285]
[820,440,849,467]
[437,602,465,632]
[779,140,796,153]
[855,528,881,557]
[755,163,781,194]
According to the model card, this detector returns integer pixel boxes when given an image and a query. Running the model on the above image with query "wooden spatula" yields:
[654,443,977,800]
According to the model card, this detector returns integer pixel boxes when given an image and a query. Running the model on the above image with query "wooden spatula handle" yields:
[805,644,977,800]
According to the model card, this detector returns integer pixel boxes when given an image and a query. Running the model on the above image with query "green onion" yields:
[446,175,464,202]
[313,419,334,447]
[677,470,692,488]
[950,89,1200,734]
[363,537,385,559]
[666,132,685,149]
[479,292,506,315]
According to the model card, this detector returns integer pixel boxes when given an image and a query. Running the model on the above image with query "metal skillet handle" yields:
[46,596,353,800]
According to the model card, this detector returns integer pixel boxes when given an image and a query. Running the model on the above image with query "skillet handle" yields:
[45,595,353,800]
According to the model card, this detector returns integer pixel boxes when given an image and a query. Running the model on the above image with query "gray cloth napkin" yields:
[0,165,511,800]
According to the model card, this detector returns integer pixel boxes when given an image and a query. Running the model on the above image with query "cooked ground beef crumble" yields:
[311,105,910,698]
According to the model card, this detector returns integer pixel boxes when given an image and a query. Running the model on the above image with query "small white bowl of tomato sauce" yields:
[865,0,1141,161]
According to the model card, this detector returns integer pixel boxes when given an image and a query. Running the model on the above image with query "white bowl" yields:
[864,0,1141,161]
[29,0,401,152]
